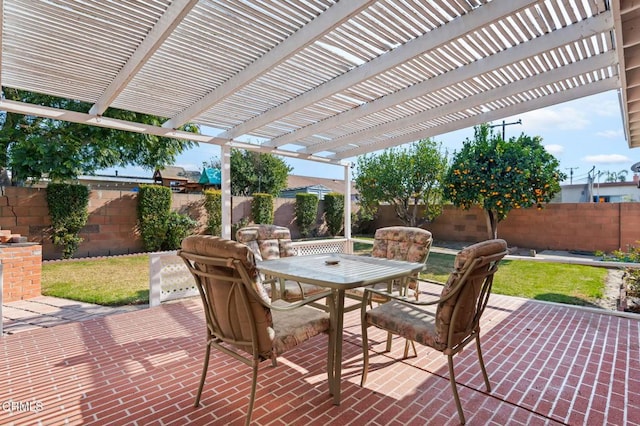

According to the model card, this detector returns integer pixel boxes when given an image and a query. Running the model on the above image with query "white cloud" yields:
[564,92,620,117]
[517,107,590,132]
[596,129,624,139]
[593,100,620,117]
[582,154,631,164]
[544,144,564,155]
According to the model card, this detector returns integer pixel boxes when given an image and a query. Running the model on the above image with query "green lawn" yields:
[42,256,149,306]
[42,251,608,307]
[422,252,606,306]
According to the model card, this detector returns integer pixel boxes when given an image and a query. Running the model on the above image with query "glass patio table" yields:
[256,253,425,405]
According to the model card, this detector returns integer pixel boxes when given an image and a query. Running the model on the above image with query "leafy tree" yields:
[443,124,565,239]
[0,89,198,184]
[230,149,292,196]
[354,138,447,227]
[604,169,628,183]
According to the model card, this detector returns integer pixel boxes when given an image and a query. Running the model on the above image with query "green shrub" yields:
[46,183,89,259]
[137,185,172,251]
[596,243,640,263]
[596,243,640,297]
[296,193,318,238]
[351,209,373,235]
[324,192,344,236]
[204,189,222,236]
[251,193,273,224]
[163,211,197,250]
[232,217,250,240]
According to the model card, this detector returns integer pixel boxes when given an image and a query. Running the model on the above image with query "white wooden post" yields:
[221,144,232,239]
[343,162,352,254]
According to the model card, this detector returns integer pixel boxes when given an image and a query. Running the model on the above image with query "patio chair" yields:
[347,226,433,304]
[178,235,330,426]
[360,239,508,425]
[236,224,328,302]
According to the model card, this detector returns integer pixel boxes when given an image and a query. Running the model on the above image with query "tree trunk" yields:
[484,209,498,240]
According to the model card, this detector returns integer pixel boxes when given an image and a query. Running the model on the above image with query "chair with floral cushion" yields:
[236,224,327,302]
[179,235,330,426]
[360,239,508,425]
[347,226,433,304]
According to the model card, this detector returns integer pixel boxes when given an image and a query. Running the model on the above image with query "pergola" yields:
[1,0,638,236]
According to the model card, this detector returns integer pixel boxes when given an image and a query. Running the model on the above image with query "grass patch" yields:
[42,255,149,306]
[42,250,608,308]
[421,253,607,307]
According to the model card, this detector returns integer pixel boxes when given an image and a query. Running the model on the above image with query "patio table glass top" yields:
[256,253,425,289]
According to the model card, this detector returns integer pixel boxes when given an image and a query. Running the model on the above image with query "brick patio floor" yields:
[1,283,639,425]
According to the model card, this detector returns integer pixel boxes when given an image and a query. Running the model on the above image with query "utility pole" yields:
[565,166,579,184]
[587,166,595,202]
[489,119,522,140]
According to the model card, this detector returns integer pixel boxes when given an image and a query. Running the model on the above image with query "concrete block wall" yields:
[375,203,640,252]
[6,186,640,258]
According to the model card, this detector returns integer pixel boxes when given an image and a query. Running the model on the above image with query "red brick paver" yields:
[0,286,638,425]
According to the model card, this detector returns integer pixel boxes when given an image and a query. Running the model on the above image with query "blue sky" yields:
[106,89,637,185]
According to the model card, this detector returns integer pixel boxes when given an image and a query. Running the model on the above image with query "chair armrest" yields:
[362,286,442,307]
[268,290,332,312]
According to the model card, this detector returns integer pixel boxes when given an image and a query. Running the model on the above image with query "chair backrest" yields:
[236,224,296,261]
[371,226,433,263]
[178,235,275,361]
[435,239,508,351]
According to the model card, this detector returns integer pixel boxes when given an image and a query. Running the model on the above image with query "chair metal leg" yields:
[245,360,259,426]
[402,339,417,359]
[385,331,393,352]
[360,323,370,386]
[475,334,491,392]
[194,341,212,407]
[447,355,466,425]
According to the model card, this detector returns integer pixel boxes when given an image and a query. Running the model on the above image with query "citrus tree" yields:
[443,124,565,239]
[354,138,448,227]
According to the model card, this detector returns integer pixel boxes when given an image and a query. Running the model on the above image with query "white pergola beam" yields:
[289,12,613,154]
[88,0,199,116]
[162,0,375,130]
[337,77,620,159]
[220,0,541,141]
[330,51,617,152]
[0,99,346,166]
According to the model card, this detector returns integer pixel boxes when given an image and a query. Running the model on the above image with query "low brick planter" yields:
[0,242,42,302]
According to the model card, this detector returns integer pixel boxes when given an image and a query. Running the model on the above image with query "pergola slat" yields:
[0,0,637,162]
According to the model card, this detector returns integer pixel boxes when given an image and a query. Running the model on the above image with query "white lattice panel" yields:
[149,240,354,306]
[149,251,198,306]
[292,239,348,256]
